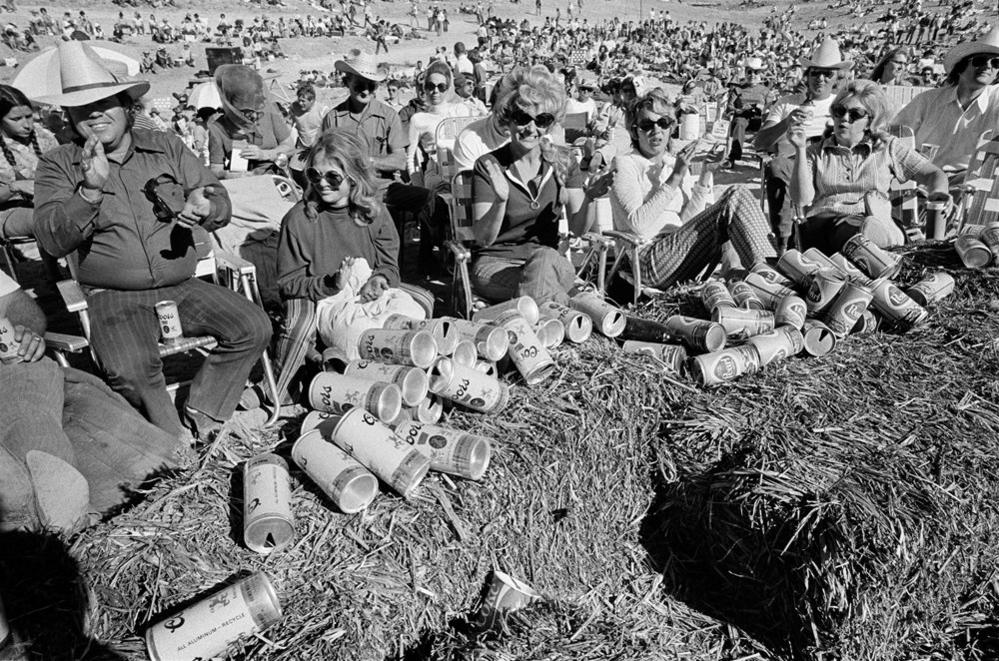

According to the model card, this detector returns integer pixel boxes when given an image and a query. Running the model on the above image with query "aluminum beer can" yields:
[774,295,807,330]
[749,262,795,287]
[145,572,282,661]
[744,272,797,308]
[747,325,804,366]
[473,360,499,377]
[307,372,402,424]
[538,301,593,343]
[394,420,492,480]
[428,357,509,414]
[823,282,874,337]
[620,340,686,375]
[805,269,847,316]
[776,249,822,288]
[441,317,510,362]
[494,311,555,385]
[700,281,737,313]
[388,397,445,426]
[477,570,541,628]
[292,430,378,513]
[870,279,928,330]
[0,317,20,362]
[320,408,431,498]
[155,300,183,343]
[383,315,460,355]
[851,309,879,335]
[344,360,429,407]
[801,319,837,357]
[357,329,438,369]
[906,272,955,307]
[569,292,626,337]
[711,307,775,339]
[534,318,565,348]
[451,339,478,368]
[243,454,295,555]
[841,234,902,279]
[980,222,999,260]
[802,248,846,276]
[727,280,765,310]
[472,296,540,326]
[690,345,761,386]
[829,253,873,285]
[663,315,727,352]
[300,410,337,435]
[954,235,993,268]
[924,200,949,241]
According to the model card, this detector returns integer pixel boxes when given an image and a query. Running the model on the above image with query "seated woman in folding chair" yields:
[609,87,776,289]
[275,128,430,403]
[789,80,950,254]
[471,65,610,306]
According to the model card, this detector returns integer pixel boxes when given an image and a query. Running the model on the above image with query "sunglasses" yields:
[423,81,448,93]
[636,116,675,132]
[969,55,999,70]
[830,105,870,123]
[305,167,347,190]
[348,77,378,92]
[808,69,837,79]
[509,107,556,129]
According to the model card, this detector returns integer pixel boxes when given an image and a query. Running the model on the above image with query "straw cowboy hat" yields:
[745,56,765,71]
[23,40,149,107]
[799,38,853,70]
[944,25,999,74]
[334,49,386,82]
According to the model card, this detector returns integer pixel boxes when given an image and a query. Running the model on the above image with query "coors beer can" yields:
[534,318,565,348]
[749,262,795,287]
[569,292,626,337]
[292,430,378,513]
[620,340,687,375]
[870,279,928,330]
[451,339,479,368]
[243,454,295,555]
[344,360,429,407]
[494,311,555,385]
[155,301,183,344]
[394,420,492,480]
[955,235,993,268]
[357,329,438,369]
[145,572,282,661]
[690,345,761,386]
[747,326,804,366]
[663,315,727,352]
[300,410,336,435]
[700,281,737,313]
[776,249,822,288]
[774,295,807,330]
[842,234,902,279]
[823,282,874,337]
[383,315,460,355]
[906,272,955,306]
[307,372,402,424]
[472,296,540,326]
[711,307,775,339]
[429,357,509,414]
[441,317,510,362]
[801,320,837,357]
[538,301,593,343]
[727,280,765,310]
[805,269,847,316]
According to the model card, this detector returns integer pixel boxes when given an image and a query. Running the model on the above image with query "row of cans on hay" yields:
[953,222,999,269]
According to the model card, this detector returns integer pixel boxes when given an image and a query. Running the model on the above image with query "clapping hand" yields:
[483,158,509,201]
[671,140,701,178]
[584,168,613,199]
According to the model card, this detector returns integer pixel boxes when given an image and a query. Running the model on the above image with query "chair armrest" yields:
[213,250,256,276]
[57,280,88,313]
[603,230,650,248]
[44,332,89,353]
[445,240,471,262]
[582,232,615,249]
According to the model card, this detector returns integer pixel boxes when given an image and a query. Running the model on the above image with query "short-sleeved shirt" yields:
[291,100,328,148]
[804,135,929,219]
[207,103,291,171]
[0,268,18,297]
[320,98,406,169]
[0,127,59,187]
[765,92,834,140]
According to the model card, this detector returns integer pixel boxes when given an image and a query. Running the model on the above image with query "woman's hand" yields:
[358,274,389,303]
[670,140,700,179]
[1,325,45,364]
[80,133,110,192]
[483,158,509,201]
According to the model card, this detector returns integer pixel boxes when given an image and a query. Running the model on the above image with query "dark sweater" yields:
[277,201,400,301]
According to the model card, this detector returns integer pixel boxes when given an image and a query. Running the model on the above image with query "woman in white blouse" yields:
[610,87,776,289]
[406,60,471,188]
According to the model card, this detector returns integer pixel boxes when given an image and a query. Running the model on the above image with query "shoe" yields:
[182,405,224,443]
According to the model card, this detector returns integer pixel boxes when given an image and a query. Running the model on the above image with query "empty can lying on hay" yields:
[689,345,761,386]
[429,357,509,414]
[300,410,336,435]
[319,409,430,498]
[538,301,593,343]
[569,293,626,337]
[871,279,928,330]
[474,360,499,377]
[145,572,282,661]
[394,420,492,480]
[494,311,555,385]
[906,272,955,307]
[842,234,902,279]
[343,360,429,408]
[621,340,686,374]
[824,282,874,337]
[748,326,805,366]
[727,280,765,310]
[533,318,565,348]
[829,253,873,285]
[776,249,822,288]
[744,272,797,308]
[749,262,794,287]
[451,340,478,368]
[442,317,510,362]
[711,307,775,338]
[477,570,541,628]
[472,296,540,326]
[852,309,879,334]
[243,454,295,555]
[955,235,992,268]
[383,315,459,355]
[308,373,402,424]
[663,315,727,352]
[774,294,807,330]
[802,248,845,276]
[292,430,378,513]
[801,319,837,356]
[357,329,438,369]
[701,281,737,312]
[806,269,847,316]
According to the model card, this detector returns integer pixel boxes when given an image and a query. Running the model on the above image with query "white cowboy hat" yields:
[334,48,386,82]
[745,56,765,71]
[799,38,853,70]
[19,40,148,107]
[943,25,999,74]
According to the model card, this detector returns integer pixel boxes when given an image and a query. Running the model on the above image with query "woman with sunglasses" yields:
[207,64,296,179]
[610,88,776,289]
[405,60,471,185]
[869,47,912,87]
[790,80,948,253]
[471,66,609,305]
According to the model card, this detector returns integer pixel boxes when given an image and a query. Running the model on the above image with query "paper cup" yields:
[710,307,775,339]
[307,372,402,424]
[534,318,565,348]
[442,317,510,362]
[727,280,765,310]
[870,278,928,331]
[805,269,847,316]
[905,272,955,307]
[494,311,555,385]
[700,281,737,313]
[823,282,874,337]
[620,340,686,375]
[243,454,294,555]
[538,301,593,343]
[395,420,492,480]
[663,315,727,352]
[747,326,804,366]
[774,295,807,330]
[344,360,429,408]
[429,357,509,414]
[569,293,626,337]
[801,320,837,357]
[955,235,993,269]
[384,315,460,355]
[689,345,761,387]
[357,329,438,369]
[292,430,378,513]
[472,296,540,326]
[842,234,902,279]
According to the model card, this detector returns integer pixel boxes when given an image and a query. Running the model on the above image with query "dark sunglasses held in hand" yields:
[830,105,870,123]
[306,167,346,190]
[509,107,556,129]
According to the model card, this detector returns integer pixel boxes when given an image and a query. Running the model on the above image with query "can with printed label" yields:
[711,307,775,338]
[823,282,874,337]
[689,345,761,387]
[394,420,492,480]
[801,319,837,357]
[744,272,797,308]
[538,302,593,343]
[620,341,686,375]
[569,292,626,337]
[747,326,804,366]
[955,235,993,268]
[155,301,183,344]
[700,281,737,313]
[870,278,928,330]
[905,272,955,307]
[343,360,429,408]
[842,235,902,279]
[243,454,294,555]
[441,317,510,362]
[292,430,378,513]
[663,315,727,352]
[307,373,402,424]
[805,269,847,316]
[727,280,765,310]
[776,249,822,288]
[472,296,540,326]
[428,357,509,414]
[493,311,555,385]
[774,295,807,330]
[357,329,438,369]
[383,315,460,355]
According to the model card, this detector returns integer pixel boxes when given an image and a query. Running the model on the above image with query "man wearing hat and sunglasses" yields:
[754,38,852,252]
[31,42,272,443]
[894,26,999,185]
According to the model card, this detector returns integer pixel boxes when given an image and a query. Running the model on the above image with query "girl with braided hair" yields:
[0,84,58,241]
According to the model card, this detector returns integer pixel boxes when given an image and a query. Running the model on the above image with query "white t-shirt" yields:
[765,92,834,139]
[565,97,597,122]
[0,269,18,297]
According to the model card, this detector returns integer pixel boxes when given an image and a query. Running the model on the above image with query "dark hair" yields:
[868,46,909,83]
[0,85,42,168]
[296,83,316,100]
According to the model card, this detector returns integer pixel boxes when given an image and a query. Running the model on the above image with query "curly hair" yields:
[829,79,891,146]
[625,86,674,149]
[303,128,381,226]
[0,85,42,169]
[493,65,567,126]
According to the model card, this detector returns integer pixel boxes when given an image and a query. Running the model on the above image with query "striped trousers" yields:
[639,186,777,289]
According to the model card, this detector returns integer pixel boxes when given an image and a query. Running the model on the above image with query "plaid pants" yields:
[639,186,777,289]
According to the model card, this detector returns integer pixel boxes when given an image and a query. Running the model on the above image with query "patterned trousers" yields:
[639,186,777,289]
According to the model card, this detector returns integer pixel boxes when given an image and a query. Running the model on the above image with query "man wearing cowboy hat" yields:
[321,48,449,272]
[724,55,771,168]
[894,25,999,183]
[32,41,272,443]
[754,37,852,252]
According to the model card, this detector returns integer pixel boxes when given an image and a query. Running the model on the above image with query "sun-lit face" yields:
[67,95,130,151]
[308,153,352,208]
[506,102,555,151]
[423,72,449,107]
[634,107,673,159]
[806,68,837,100]
[884,55,908,81]
[297,94,315,112]
[1,105,34,141]
[830,96,870,147]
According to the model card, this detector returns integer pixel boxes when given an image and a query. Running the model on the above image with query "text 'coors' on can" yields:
[538,301,593,343]
[145,572,282,661]
[494,311,555,385]
[343,360,429,408]
[663,315,727,353]
[357,329,438,369]
[689,345,761,387]
[569,292,626,337]
[620,340,686,375]
[307,372,402,424]
[155,300,183,344]
[429,357,509,414]
[292,429,378,513]
[906,272,955,307]
[395,420,492,480]
[383,315,460,356]
[243,453,295,555]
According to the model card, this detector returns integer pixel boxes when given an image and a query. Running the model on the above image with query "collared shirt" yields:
[893,84,999,173]
[766,92,834,139]
[452,115,509,172]
[804,135,928,219]
[321,97,406,161]
[34,128,231,290]
[207,103,292,171]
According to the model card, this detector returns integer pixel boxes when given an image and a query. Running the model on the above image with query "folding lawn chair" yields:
[445,169,481,318]
[955,130,999,235]
[889,125,923,242]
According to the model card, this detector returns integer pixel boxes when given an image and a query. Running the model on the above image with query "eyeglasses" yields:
[509,107,556,129]
[969,55,999,70]
[636,116,675,132]
[808,69,837,79]
[423,81,448,93]
[830,105,870,123]
[305,167,346,190]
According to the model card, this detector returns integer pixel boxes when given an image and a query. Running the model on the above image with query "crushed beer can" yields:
[870,279,928,331]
